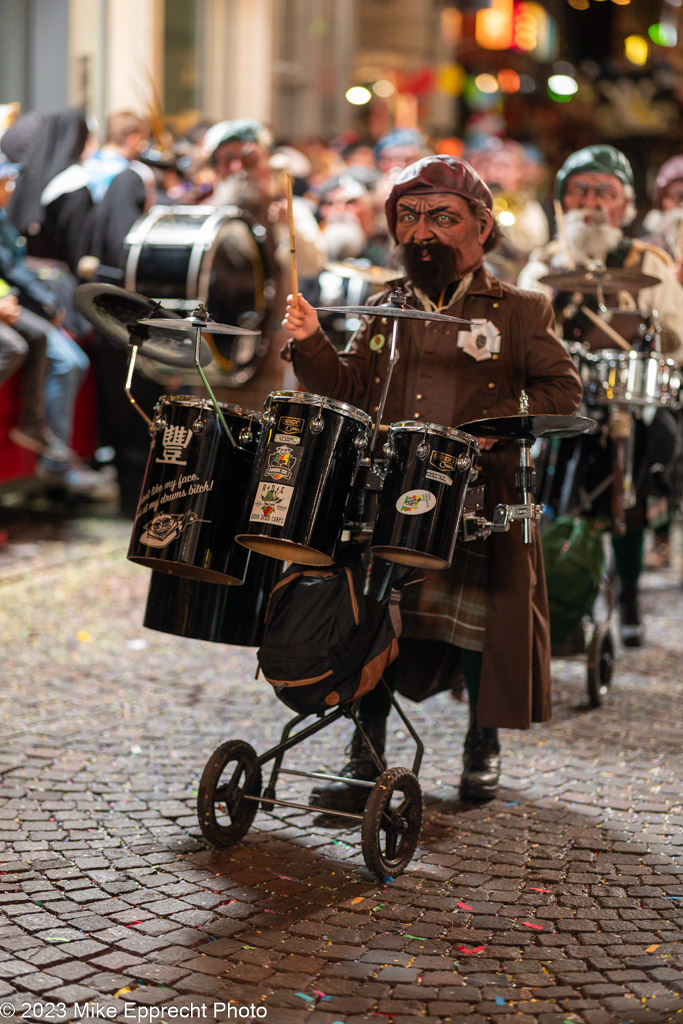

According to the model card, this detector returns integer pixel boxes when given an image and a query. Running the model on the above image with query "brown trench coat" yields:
[287,265,584,728]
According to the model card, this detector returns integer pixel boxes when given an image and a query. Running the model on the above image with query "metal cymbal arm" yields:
[369,317,400,456]
[124,345,152,426]
[193,324,237,448]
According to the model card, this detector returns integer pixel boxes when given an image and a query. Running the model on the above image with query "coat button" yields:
[488,381,496,389]
[492,353,499,361]
[413,412,422,419]
[374,376,381,383]
[416,393,423,400]
[492,301,500,308]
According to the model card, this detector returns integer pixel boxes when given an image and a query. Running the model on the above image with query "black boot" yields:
[309,716,387,813]
[459,709,500,802]
[618,580,644,648]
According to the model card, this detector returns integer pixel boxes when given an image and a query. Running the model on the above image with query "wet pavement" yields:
[0,508,681,1024]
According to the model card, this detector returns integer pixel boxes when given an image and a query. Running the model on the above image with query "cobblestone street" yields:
[0,511,681,1024]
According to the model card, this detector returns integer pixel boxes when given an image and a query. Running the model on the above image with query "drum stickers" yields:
[396,490,437,514]
[249,438,302,525]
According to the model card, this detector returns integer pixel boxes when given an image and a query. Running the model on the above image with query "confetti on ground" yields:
[457,902,473,910]
[77,630,92,642]
[529,887,553,893]
[523,920,545,930]
[351,897,364,904]
[457,945,485,954]
[403,933,428,940]
[495,996,506,1005]
[645,944,660,952]
[294,993,314,1002]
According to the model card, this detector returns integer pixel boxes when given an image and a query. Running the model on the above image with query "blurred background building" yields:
[1,0,682,201]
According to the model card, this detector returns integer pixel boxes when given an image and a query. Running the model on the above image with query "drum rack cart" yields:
[196,684,425,882]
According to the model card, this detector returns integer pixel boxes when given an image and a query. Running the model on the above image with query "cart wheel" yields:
[586,624,614,708]
[361,767,423,881]
[197,740,262,847]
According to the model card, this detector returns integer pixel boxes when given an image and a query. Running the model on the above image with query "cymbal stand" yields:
[189,305,237,448]
[369,317,400,459]
[124,328,152,427]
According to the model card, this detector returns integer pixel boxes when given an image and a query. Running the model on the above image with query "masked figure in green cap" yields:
[519,144,683,648]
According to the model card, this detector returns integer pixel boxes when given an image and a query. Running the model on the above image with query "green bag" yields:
[541,515,605,645]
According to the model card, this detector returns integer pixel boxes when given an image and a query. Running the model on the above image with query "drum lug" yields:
[468,465,480,483]
[382,440,396,459]
[415,441,430,460]
[192,416,206,434]
[151,416,165,436]
[239,427,255,445]
[353,433,368,452]
[310,415,325,434]
[262,410,277,429]
[456,454,472,472]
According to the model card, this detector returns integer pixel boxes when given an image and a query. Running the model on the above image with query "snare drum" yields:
[235,391,372,565]
[128,395,261,583]
[371,421,479,569]
[143,551,281,647]
[582,349,682,409]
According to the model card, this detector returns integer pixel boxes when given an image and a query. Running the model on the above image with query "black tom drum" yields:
[143,551,282,647]
[128,395,260,584]
[371,421,479,569]
[235,391,372,565]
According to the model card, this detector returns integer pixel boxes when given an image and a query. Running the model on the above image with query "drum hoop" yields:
[158,393,262,421]
[389,420,479,446]
[266,390,372,427]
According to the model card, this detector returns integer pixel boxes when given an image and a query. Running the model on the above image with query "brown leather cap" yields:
[385,155,493,239]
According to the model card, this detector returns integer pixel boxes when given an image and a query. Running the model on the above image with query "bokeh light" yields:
[345,86,372,105]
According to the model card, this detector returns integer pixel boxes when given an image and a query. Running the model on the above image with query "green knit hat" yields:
[555,145,634,202]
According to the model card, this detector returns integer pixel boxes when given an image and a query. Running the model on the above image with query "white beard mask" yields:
[554,208,623,267]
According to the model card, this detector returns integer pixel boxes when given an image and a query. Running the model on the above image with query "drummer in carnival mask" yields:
[282,154,582,812]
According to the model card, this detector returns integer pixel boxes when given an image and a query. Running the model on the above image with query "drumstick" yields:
[286,173,300,312]
[553,199,575,270]
[579,305,632,351]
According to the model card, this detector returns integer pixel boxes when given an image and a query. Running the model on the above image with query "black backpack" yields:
[257,548,400,715]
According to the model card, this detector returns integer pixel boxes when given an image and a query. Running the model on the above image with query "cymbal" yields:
[316,302,471,325]
[458,414,595,441]
[538,268,660,292]
[74,283,214,368]
[139,315,261,336]
[324,261,403,285]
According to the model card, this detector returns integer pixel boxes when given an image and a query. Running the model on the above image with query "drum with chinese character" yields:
[142,551,282,646]
[371,421,479,569]
[128,395,261,583]
[234,391,372,565]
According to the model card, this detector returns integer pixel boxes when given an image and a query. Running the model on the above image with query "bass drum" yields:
[122,204,274,386]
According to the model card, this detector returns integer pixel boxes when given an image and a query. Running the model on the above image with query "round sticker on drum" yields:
[396,490,437,515]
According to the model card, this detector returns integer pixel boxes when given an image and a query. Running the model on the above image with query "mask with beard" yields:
[558,208,623,266]
[399,241,461,298]
[211,174,267,213]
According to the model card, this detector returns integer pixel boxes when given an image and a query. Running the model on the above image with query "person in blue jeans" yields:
[0,157,114,498]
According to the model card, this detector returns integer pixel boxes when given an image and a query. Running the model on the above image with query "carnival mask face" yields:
[395,193,491,279]
[562,173,628,229]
